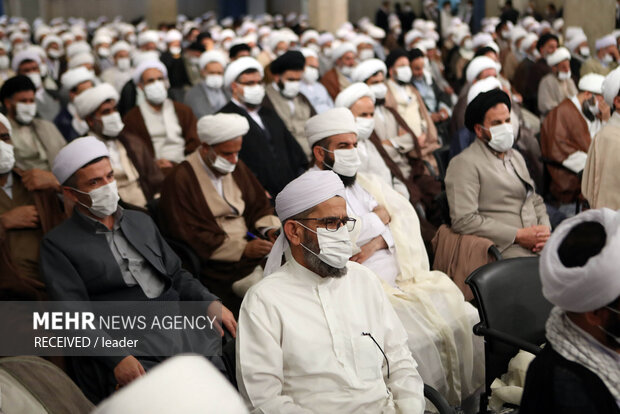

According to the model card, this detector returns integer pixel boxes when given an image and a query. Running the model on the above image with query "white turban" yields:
[510,27,527,44]
[467,76,502,104]
[602,66,620,106]
[53,136,110,185]
[595,34,616,51]
[300,29,319,45]
[92,355,248,414]
[404,30,423,47]
[93,34,112,46]
[138,30,160,46]
[335,82,375,109]
[520,33,538,53]
[331,42,356,62]
[305,107,357,148]
[318,32,334,46]
[110,41,131,57]
[197,113,249,145]
[61,66,95,91]
[351,58,387,83]
[11,50,41,72]
[41,34,62,50]
[199,50,227,70]
[540,208,620,312]
[472,32,493,50]
[366,25,386,40]
[0,113,12,136]
[268,31,289,51]
[223,56,263,87]
[164,29,182,43]
[300,47,318,59]
[578,73,605,95]
[66,41,91,58]
[566,33,588,53]
[545,47,571,67]
[68,52,95,69]
[74,83,119,118]
[264,170,346,276]
[352,34,373,48]
[132,59,168,85]
[466,56,499,84]
[565,26,585,42]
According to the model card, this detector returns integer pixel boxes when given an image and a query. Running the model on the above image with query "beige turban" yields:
[197,113,250,145]
[545,47,570,67]
[61,66,95,91]
[223,56,263,87]
[305,107,358,148]
[335,82,375,109]
[351,58,386,83]
[74,83,119,118]
[52,136,109,185]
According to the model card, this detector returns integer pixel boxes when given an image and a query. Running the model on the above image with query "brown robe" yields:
[117,131,165,200]
[121,101,200,163]
[158,152,277,315]
[540,98,591,203]
[320,67,349,100]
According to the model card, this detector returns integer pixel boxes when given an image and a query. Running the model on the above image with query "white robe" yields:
[237,258,425,414]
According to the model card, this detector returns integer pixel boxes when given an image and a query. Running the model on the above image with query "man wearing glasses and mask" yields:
[236,169,425,413]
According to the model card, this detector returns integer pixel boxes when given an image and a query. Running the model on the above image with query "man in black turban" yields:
[445,86,551,259]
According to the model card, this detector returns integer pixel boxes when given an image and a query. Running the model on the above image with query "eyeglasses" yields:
[295,216,356,232]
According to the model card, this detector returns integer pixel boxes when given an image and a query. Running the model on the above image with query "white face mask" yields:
[242,84,265,105]
[205,74,224,89]
[222,40,232,50]
[169,46,182,55]
[251,46,261,57]
[71,116,89,135]
[463,39,474,50]
[557,70,571,81]
[47,48,62,59]
[369,83,387,100]
[340,65,354,77]
[0,55,9,70]
[355,117,375,140]
[0,140,15,174]
[27,72,42,89]
[303,66,319,84]
[323,147,361,177]
[280,80,300,98]
[117,57,131,71]
[101,112,124,137]
[297,221,352,269]
[585,97,600,116]
[358,49,374,61]
[308,43,321,53]
[98,47,110,58]
[579,46,590,57]
[73,180,120,218]
[15,102,37,124]
[323,46,332,58]
[143,80,168,105]
[484,123,514,153]
[395,65,412,83]
[602,54,614,64]
[211,153,236,174]
[127,33,137,44]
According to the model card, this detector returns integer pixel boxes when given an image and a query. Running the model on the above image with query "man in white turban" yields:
[158,112,280,316]
[303,107,484,405]
[320,42,357,100]
[582,67,620,210]
[12,49,60,121]
[538,47,577,117]
[521,209,620,413]
[184,50,229,119]
[541,73,609,215]
[580,33,620,77]
[122,60,200,171]
[54,66,95,141]
[40,136,237,402]
[100,41,133,93]
[237,169,425,413]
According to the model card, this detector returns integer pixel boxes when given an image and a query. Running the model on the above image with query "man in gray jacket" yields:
[184,50,229,119]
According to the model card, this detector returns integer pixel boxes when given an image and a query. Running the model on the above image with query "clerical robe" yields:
[159,151,280,314]
[8,118,66,171]
[540,98,591,203]
[320,67,351,100]
[537,73,577,117]
[237,258,425,414]
[582,112,620,210]
[580,57,618,77]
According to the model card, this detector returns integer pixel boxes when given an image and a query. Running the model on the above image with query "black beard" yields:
[301,231,347,278]
[375,98,386,106]
[582,100,596,122]
[323,152,357,187]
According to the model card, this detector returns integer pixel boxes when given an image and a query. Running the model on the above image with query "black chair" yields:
[434,144,452,181]
[465,257,554,413]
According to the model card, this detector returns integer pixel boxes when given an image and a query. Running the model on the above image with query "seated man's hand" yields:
[373,205,391,225]
[155,159,174,169]
[444,85,454,95]
[516,225,550,252]
[243,239,273,259]
[0,205,39,229]
[207,302,238,338]
[21,169,60,192]
[351,236,388,264]
[598,99,611,121]
[114,355,145,386]
[531,225,551,253]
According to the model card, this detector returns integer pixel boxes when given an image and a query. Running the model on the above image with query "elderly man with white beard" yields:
[299,107,484,407]
[237,169,425,413]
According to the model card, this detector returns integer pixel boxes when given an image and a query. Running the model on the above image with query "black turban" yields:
[385,48,409,70]
[464,88,511,132]
[270,51,305,74]
[0,75,36,104]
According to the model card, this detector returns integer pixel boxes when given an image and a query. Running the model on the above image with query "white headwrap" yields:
[132,59,168,85]
[540,208,620,312]
[197,113,249,145]
[602,66,620,106]
[351,58,387,83]
[11,50,41,72]
[164,29,182,43]
[61,66,95,91]
[93,34,112,47]
[595,34,616,51]
[199,50,227,70]
[300,47,318,59]
[138,30,160,46]
[305,107,357,148]
[331,42,356,62]
[545,47,570,67]
[465,56,499,84]
[268,30,289,51]
[223,56,263,87]
[472,32,493,50]
[66,41,91,58]
[566,34,588,54]
[565,26,585,42]
[318,32,334,46]
[52,136,110,185]
[578,73,605,94]
[300,29,319,45]
[74,83,119,118]
[467,76,502,104]
[41,34,62,50]
[404,30,423,47]
[110,40,131,56]
[68,52,95,69]
[335,82,375,108]
[263,170,346,276]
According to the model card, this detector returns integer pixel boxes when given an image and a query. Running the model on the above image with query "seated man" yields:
[40,136,236,402]
[122,60,200,172]
[159,113,280,315]
[218,57,307,198]
[54,67,95,142]
[303,108,484,405]
[580,33,620,77]
[160,29,192,103]
[0,75,66,172]
[239,170,425,413]
[523,33,558,115]
[320,42,356,100]
[184,50,229,119]
[445,88,551,258]
[100,41,133,93]
[521,209,620,414]
[582,67,620,210]
[538,47,577,118]
[299,47,333,114]
[541,73,608,212]
[12,49,60,121]
[75,83,164,206]
[265,50,316,160]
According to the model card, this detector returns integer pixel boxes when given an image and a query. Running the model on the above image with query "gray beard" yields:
[301,233,348,278]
